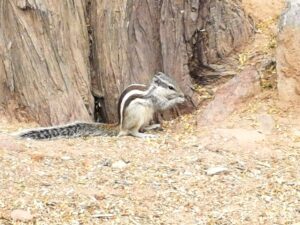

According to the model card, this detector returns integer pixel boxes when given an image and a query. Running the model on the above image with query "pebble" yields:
[206,166,229,176]
[11,209,33,221]
[61,156,71,161]
[112,160,127,169]
[257,114,275,134]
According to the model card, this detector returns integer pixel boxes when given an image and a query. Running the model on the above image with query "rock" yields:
[183,171,193,176]
[242,0,285,22]
[262,195,272,203]
[256,114,275,134]
[199,67,260,124]
[11,209,33,221]
[111,160,127,169]
[292,128,300,137]
[61,156,71,161]
[206,166,229,176]
[216,128,265,144]
[91,213,114,218]
[276,0,300,103]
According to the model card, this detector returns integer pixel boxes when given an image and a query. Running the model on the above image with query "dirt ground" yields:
[0,1,299,225]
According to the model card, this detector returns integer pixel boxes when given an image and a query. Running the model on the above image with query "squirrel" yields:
[16,72,185,139]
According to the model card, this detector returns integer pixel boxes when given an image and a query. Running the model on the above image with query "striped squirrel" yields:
[17,72,185,139]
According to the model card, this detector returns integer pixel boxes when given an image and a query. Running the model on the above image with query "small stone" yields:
[183,171,193,176]
[262,195,272,202]
[292,128,300,137]
[112,160,127,169]
[70,221,81,225]
[91,210,114,218]
[11,209,33,221]
[61,156,71,161]
[206,166,229,176]
[257,114,275,134]
[91,213,114,218]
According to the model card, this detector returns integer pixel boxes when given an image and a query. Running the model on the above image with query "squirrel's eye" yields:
[169,86,175,90]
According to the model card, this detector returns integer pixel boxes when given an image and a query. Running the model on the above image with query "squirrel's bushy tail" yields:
[16,122,118,140]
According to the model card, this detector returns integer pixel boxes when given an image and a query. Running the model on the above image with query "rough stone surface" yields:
[199,67,260,124]
[276,0,300,103]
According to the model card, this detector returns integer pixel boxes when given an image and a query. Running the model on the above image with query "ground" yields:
[0,0,299,225]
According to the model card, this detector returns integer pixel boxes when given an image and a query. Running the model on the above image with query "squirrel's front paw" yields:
[177,97,186,104]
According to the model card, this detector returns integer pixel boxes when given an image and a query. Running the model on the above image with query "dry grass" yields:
[0,91,299,225]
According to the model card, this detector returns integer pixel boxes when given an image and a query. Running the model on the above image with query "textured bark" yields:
[277,0,300,103]
[186,0,254,71]
[0,0,254,125]
[91,0,254,122]
[89,0,163,122]
[0,0,93,125]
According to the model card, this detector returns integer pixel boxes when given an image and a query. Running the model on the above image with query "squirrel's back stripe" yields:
[118,84,147,125]
[121,93,147,127]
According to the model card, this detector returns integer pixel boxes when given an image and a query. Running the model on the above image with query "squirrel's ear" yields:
[156,72,165,77]
[153,74,159,80]
[154,71,164,80]
[153,75,160,84]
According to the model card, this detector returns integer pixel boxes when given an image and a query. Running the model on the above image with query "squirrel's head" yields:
[151,72,185,99]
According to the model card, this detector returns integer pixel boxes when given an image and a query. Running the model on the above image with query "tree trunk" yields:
[0,0,254,125]
[90,0,254,122]
[0,0,93,125]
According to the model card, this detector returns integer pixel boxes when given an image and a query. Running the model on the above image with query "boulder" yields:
[276,0,300,103]
[199,67,260,124]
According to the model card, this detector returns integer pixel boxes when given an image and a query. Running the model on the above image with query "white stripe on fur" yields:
[119,85,148,126]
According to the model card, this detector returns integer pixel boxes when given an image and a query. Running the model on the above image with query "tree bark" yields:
[90,0,254,122]
[0,0,254,125]
[89,0,163,122]
[0,0,93,125]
